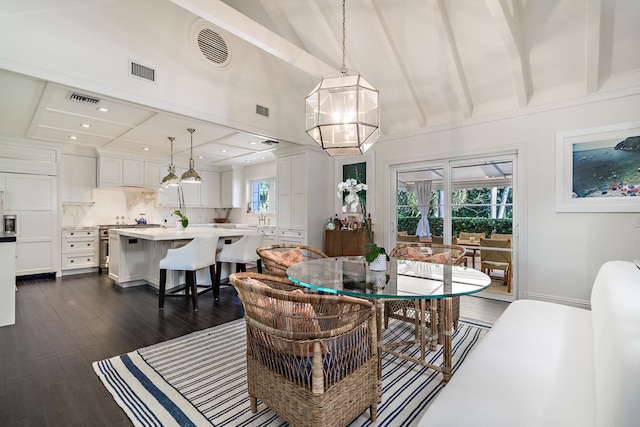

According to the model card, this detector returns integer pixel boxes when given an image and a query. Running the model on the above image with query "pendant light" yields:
[180,128,202,183]
[305,0,380,156]
[160,136,179,188]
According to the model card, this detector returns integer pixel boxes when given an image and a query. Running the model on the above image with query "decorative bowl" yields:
[214,218,227,223]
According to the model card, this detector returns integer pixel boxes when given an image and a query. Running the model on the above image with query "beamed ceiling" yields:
[0,0,638,166]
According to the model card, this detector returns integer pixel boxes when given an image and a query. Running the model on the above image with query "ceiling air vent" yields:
[197,27,230,67]
[129,60,156,82]
[256,104,269,117]
[262,139,279,146]
[68,92,100,104]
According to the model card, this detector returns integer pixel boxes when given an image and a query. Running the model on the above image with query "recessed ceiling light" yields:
[80,123,91,128]
[260,157,266,160]
[221,149,227,153]
[198,155,204,159]
[143,147,150,151]
[244,160,251,163]
[69,135,78,140]
[97,107,109,112]
[249,141,257,145]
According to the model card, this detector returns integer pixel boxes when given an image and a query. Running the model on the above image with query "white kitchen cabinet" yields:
[61,227,99,274]
[144,162,164,189]
[1,173,58,276]
[98,156,123,186]
[200,170,221,207]
[61,154,96,204]
[98,154,144,187]
[221,169,241,208]
[157,169,219,208]
[276,149,330,249]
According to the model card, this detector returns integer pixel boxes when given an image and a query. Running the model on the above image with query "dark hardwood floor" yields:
[0,272,245,426]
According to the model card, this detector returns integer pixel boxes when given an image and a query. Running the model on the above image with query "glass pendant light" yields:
[181,128,202,183]
[305,0,380,156]
[160,136,179,188]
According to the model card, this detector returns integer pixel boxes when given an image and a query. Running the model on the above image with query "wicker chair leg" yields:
[370,405,377,422]
[250,395,258,413]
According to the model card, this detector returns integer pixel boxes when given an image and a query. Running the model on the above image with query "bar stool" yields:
[215,233,264,300]
[158,235,219,311]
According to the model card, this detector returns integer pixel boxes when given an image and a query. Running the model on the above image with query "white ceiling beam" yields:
[485,0,530,107]
[258,0,306,50]
[369,0,427,127]
[168,0,334,77]
[585,0,602,93]
[436,0,473,118]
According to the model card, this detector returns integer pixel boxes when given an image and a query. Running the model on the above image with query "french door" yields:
[390,153,517,302]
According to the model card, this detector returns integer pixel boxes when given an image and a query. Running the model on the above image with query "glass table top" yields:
[287,256,491,300]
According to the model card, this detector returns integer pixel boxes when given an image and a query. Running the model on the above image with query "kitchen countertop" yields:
[109,227,258,241]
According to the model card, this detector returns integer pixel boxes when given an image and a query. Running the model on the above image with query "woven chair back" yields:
[256,244,328,276]
[389,242,466,265]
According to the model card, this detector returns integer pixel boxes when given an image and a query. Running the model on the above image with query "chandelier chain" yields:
[341,0,346,74]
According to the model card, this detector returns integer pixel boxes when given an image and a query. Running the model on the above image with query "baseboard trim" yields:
[525,292,591,310]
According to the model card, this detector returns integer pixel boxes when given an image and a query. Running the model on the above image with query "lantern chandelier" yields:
[305,0,380,156]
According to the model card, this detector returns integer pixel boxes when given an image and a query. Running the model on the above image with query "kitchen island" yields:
[108,227,257,289]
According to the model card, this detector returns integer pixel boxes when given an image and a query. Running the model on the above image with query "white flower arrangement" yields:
[337,179,389,264]
[337,178,368,214]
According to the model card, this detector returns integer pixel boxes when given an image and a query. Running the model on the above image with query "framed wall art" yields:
[555,121,640,212]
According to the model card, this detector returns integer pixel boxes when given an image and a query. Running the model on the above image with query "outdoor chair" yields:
[384,243,466,342]
[480,237,512,293]
[230,271,379,427]
[490,233,512,241]
[256,244,328,277]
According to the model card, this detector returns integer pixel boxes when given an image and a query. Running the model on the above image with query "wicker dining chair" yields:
[384,243,466,341]
[230,271,379,427]
[256,244,328,277]
[480,237,513,293]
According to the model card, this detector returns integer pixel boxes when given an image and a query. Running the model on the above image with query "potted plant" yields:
[338,178,389,270]
[172,210,189,228]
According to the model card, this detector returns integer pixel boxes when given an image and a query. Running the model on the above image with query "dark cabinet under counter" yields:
[325,229,372,257]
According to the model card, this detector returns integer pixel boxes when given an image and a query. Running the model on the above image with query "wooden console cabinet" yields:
[325,230,372,257]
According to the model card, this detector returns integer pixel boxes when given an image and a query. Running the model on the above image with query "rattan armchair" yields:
[384,243,466,341]
[230,272,379,427]
[256,244,328,277]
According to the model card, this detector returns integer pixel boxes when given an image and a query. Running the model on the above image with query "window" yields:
[250,178,276,212]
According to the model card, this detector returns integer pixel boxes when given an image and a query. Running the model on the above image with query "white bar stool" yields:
[158,235,219,311]
[215,233,264,299]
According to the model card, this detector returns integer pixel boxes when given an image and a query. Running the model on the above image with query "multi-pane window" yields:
[250,178,276,212]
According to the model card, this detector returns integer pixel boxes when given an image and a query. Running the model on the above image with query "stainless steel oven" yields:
[98,224,162,273]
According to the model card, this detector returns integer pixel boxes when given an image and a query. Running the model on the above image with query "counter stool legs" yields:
[214,261,262,301]
[159,269,167,310]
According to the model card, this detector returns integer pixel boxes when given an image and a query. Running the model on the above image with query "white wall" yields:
[230,161,277,225]
[370,91,640,307]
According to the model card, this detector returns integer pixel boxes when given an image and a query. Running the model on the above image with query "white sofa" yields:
[420,260,640,427]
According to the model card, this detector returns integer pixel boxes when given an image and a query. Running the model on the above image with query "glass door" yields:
[391,154,517,302]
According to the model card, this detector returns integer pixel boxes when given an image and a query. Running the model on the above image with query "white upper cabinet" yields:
[98,156,123,186]
[200,170,221,207]
[61,154,96,204]
[122,159,144,186]
[221,169,241,208]
[98,152,156,188]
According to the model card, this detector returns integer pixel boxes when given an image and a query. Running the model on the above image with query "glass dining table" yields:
[287,256,491,383]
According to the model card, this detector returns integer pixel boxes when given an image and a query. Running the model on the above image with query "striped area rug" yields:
[94,317,489,427]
